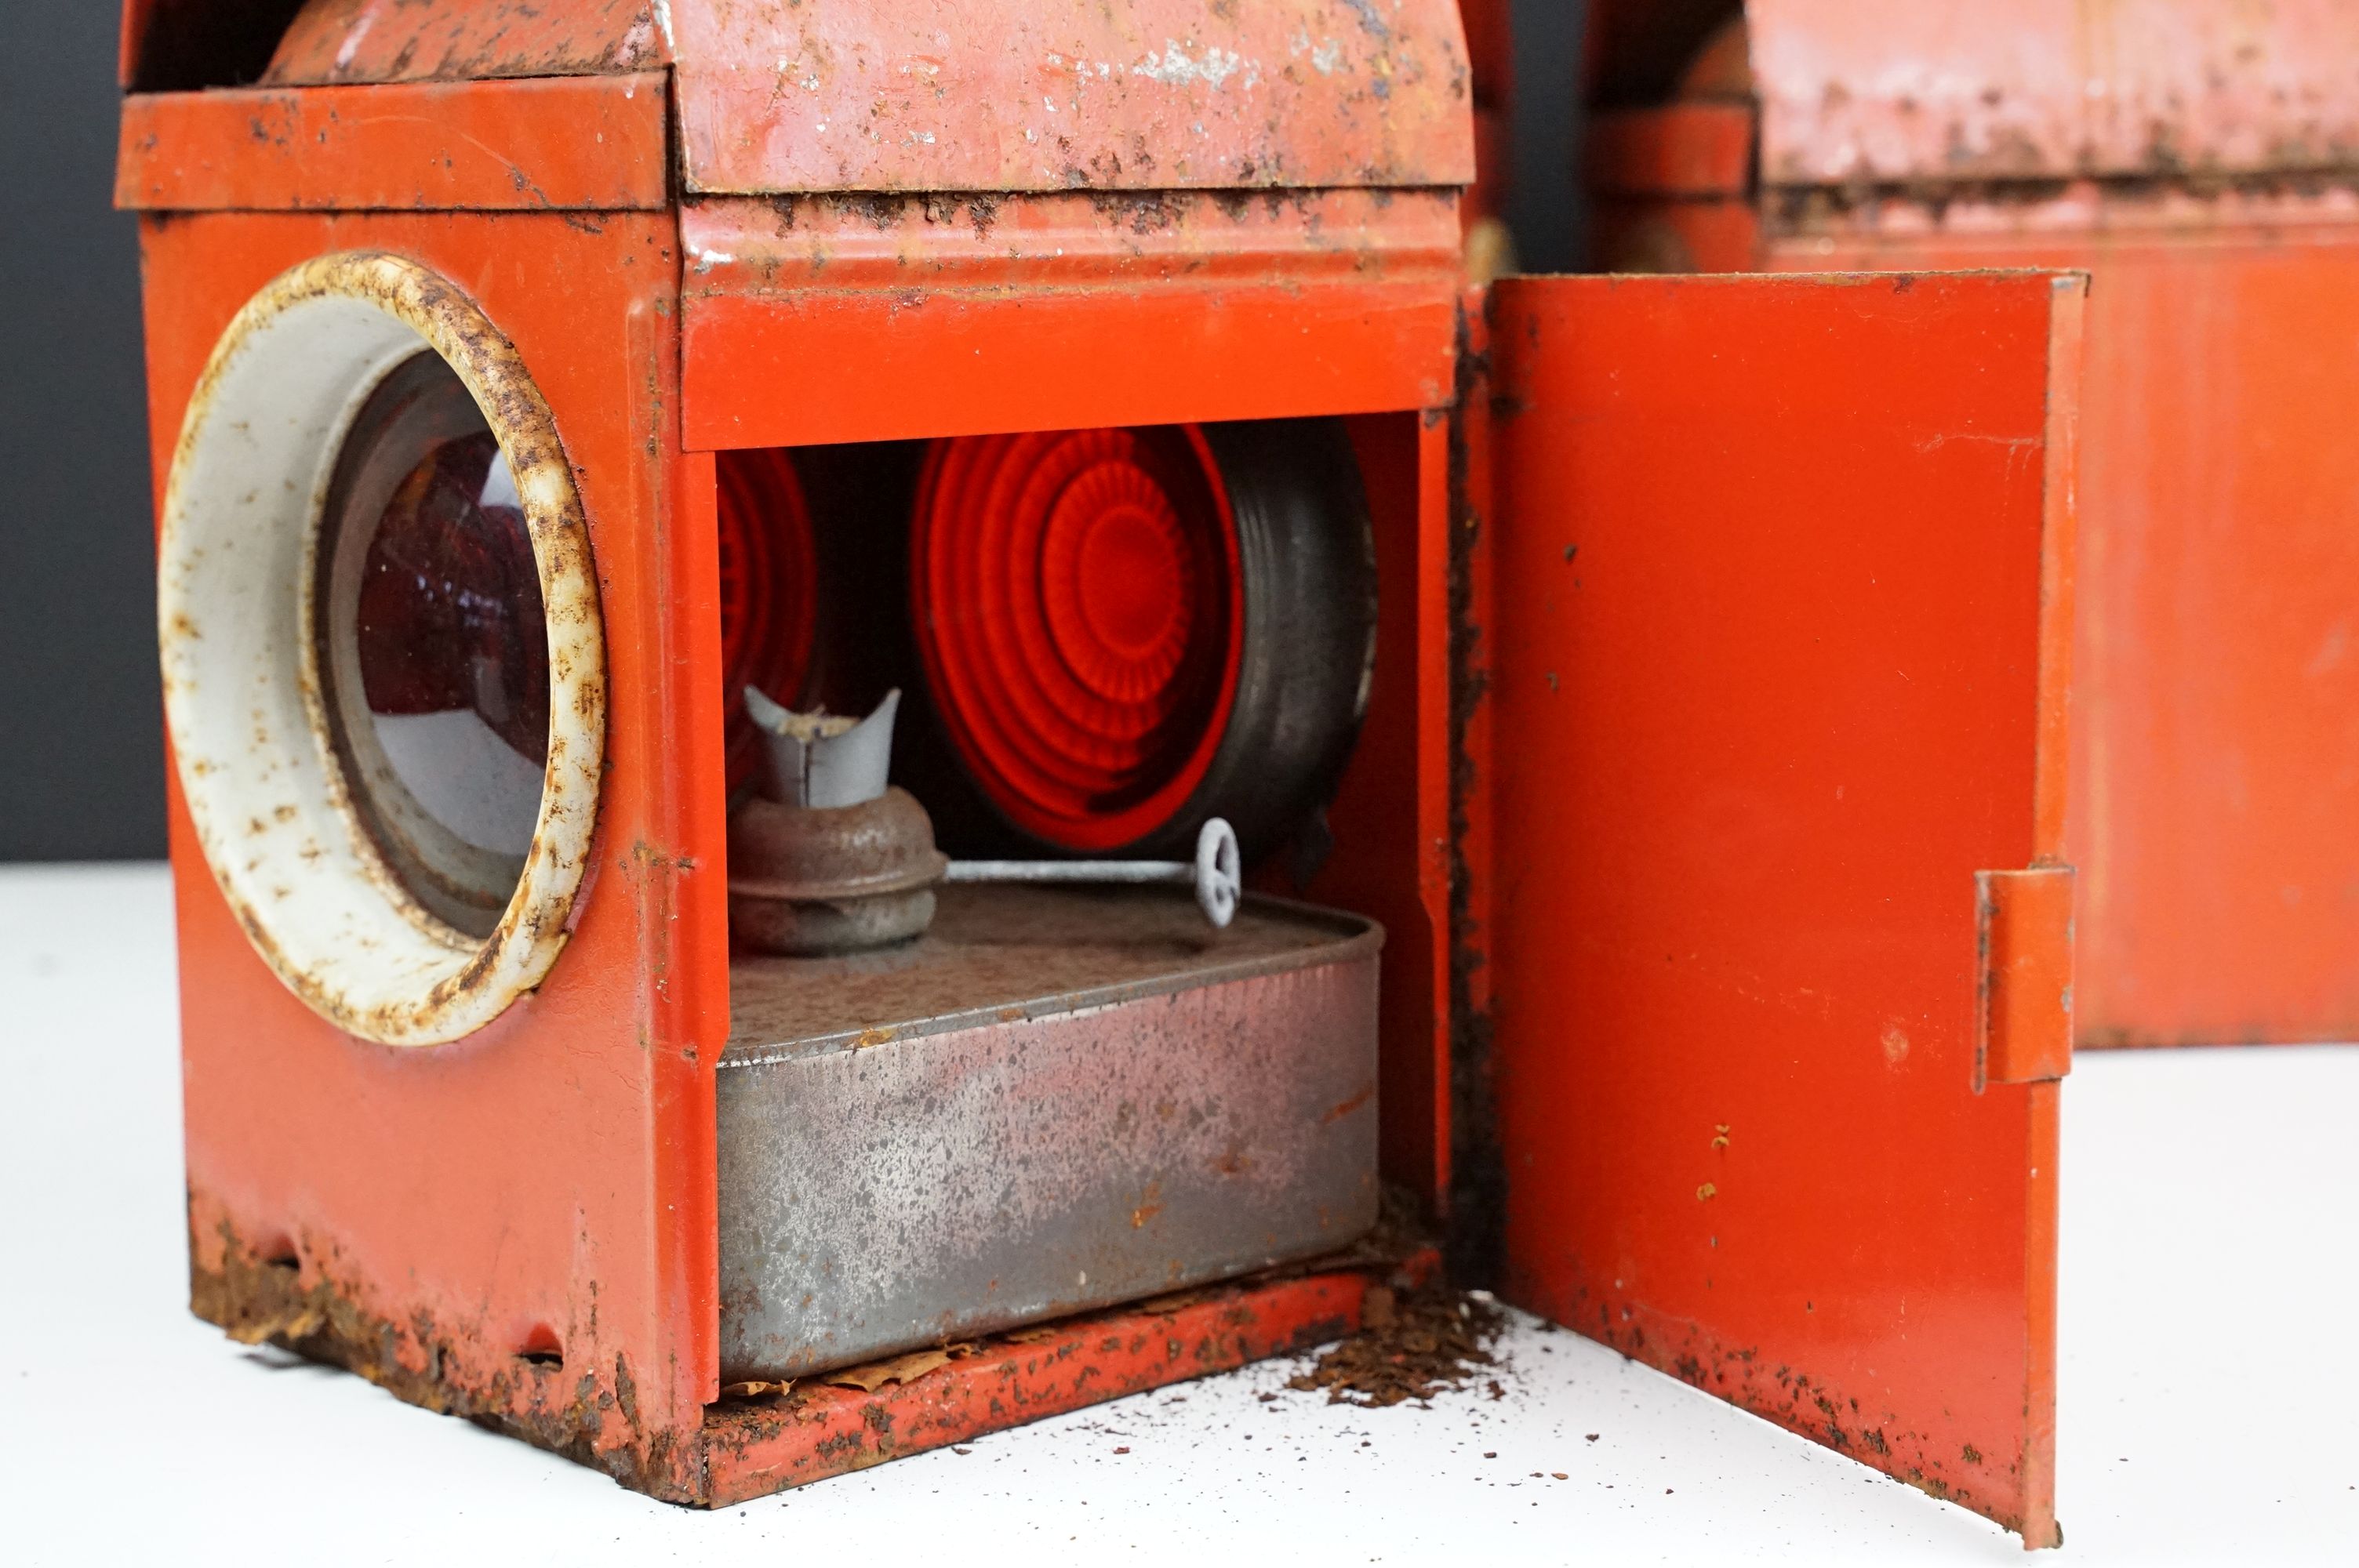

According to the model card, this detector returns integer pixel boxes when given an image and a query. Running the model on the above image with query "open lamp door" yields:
[1483,272,2081,1546]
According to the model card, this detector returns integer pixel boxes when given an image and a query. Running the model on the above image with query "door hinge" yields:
[1975,866,2075,1092]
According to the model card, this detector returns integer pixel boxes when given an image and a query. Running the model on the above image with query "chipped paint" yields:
[669,0,1474,196]
[1292,29,1348,78]
[1132,42,1257,93]
[332,8,373,73]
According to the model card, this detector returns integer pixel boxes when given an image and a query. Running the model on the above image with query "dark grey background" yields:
[1506,0,1587,275]
[0,5,1584,864]
[1,9,164,861]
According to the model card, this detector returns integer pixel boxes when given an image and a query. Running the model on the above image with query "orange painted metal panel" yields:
[676,191,1463,452]
[140,207,727,1490]
[670,0,1474,194]
[1750,0,2359,185]
[705,1269,1375,1503]
[1267,411,1459,1213]
[1765,209,2359,1046]
[1485,272,2077,1542]
[116,74,671,212]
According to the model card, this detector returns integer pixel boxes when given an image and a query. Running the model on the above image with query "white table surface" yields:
[3,862,2353,1565]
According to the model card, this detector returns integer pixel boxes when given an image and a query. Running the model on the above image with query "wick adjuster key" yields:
[944,818,1244,930]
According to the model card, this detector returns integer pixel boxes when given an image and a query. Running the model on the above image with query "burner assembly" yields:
[123,0,2082,1540]
[713,431,1359,1386]
[726,686,1245,955]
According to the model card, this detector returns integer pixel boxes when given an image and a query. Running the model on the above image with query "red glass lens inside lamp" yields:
[912,426,1245,852]
[717,449,819,788]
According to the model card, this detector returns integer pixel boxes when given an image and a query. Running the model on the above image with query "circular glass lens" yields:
[315,352,549,937]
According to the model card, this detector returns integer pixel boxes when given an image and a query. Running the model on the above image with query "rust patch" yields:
[198,1209,1441,1508]
[192,1214,697,1502]
[1568,1287,2024,1532]
[1284,1282,1503,1407]
[1446,297,1506,1285]
[698,1265,1385,1506]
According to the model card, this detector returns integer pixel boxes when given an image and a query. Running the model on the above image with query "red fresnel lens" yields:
[910,426,1245,853]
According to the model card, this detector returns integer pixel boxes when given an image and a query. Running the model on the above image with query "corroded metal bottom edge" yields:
[196,1224,1437,1508]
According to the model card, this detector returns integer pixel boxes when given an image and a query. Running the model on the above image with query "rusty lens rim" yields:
[158,252,605,1047]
